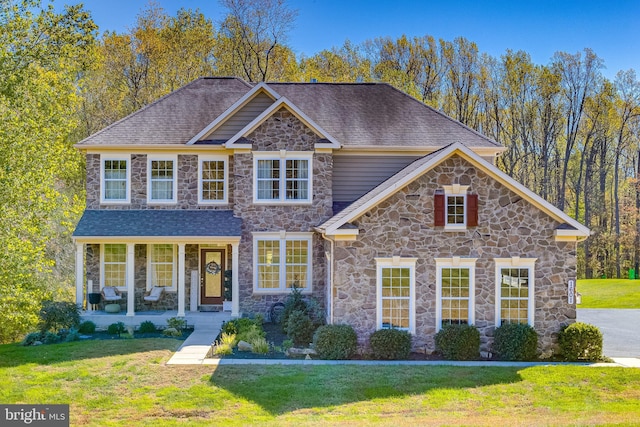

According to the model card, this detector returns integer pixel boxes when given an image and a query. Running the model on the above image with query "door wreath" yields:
[205,260,221,275]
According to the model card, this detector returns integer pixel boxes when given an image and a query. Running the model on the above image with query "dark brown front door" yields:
[201,249,225,305]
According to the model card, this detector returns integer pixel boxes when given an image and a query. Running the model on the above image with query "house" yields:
[72,77,589,353]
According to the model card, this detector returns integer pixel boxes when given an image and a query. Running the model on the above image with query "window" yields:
[376,257,417,333]
[148,244,176,291]
[495,258,536,326]
[253,233,312,292]
[435,257,476,330]
[101,155,130,203]
[434,185,478,229]
[102,244,126,290]
[148,156,177,203]
[199,156,228,204]
[254,152,312,203]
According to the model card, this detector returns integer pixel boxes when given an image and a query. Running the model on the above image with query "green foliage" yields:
[22,332,43,346]
[369,329,412,360]
[237,324,265,345]
[558,322,603,361]
[212,332,236,355]
[78,321,96,334]
[313,324,358,360]
[166,317,186,331]
[281,286,324,333]
[282,339,294,352]
[42,331,61,344]
[162,328,182,337]
[138,321,156,334]
[38,301,80,333]
[222,317,263,344]
[107,322,126,336]
[434,324,481,360]
[65,328,80,342]
[286,310,317,347]
[249,337,270,354]
[492,323,538,361]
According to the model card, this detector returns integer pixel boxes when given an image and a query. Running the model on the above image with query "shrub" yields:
[237,324,265,344]
[558,322,603,361]
[212,332,236,355]
[107,322,126,336]
[313,324,357,360]
[282,339,294,352]
[162,328,182,337]
[166,317,186,331]
[42,331,61,344]
[250,337,270,354]
[434,324,480,360]
[286,310,317,346]
[221,318,259,336]
[78,321,96,334]
[369,328,412,360]
[22,332,43,346]
[38,301,80,333]
[493,323,538,361]
[138,321,156,334]
[281,286,308,332]
[65,329,80,342]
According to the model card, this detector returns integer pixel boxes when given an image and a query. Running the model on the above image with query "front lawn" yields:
[1,339,639,426]
[577,279,640,308]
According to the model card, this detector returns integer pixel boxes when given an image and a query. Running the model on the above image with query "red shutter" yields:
[467,194,478,227]
[434,194,445,226]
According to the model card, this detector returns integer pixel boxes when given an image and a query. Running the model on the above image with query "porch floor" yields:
[81,310,231,329]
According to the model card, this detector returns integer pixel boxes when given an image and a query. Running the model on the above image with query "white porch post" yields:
[75,243,84,309]
[231,242,240,317]
[177,243,186,317]
[126,243,135,316]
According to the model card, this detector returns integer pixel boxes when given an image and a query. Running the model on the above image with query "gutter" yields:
[320,233,335,325]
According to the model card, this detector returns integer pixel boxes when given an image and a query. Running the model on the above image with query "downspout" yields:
[321,233,335,325]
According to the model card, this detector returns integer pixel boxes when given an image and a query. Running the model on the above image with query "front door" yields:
[200,249,225,305]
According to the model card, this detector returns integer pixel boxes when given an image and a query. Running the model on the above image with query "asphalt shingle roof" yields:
[76,78,501,149]
[73,210,242,237]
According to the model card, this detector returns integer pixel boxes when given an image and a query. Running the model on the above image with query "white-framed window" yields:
[495,257,536,327]
[198,155,228,204]
[147,244,176,291]
[253,151,312,203]
[147,155,177,203]
[443,185,469,230]
[435,257,477,330]
[100,155,130,203]
[101,243,127,290]
[253,232,312,293]
[376,257,417,334]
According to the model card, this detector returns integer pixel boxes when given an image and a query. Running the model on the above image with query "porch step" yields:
[198,305,222,312]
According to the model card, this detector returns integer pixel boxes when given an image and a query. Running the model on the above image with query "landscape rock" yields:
[237,340,253,352]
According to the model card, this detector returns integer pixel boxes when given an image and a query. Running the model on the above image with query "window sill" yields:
[443,225,467,232]
[253,289,312,295]
[147,201,178,205]
[253,201,313,206]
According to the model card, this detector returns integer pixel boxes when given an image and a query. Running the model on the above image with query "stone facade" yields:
[233,109,333,315]
[332,155,577,354]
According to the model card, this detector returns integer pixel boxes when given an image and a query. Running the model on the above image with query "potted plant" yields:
[223,270,232,312]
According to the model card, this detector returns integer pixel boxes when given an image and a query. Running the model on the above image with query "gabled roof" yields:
[224,97,341,148]
[76,78,504,151]
[317,142,590,240]
[73,210,242,240]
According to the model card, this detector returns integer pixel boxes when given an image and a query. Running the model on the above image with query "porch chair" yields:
[143,286,165,307]
[101,286,123,302]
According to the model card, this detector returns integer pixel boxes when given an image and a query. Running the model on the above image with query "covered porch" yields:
[73,210,243,318]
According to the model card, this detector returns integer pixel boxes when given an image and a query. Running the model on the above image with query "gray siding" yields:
[333,155,420,202]
[208,92,274,140]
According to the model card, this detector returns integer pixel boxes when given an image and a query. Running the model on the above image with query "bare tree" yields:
[217,0,297,82]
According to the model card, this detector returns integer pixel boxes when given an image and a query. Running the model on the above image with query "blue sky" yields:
[69,0,639,80]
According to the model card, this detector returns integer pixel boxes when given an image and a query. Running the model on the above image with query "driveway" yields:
[577,309,640,357]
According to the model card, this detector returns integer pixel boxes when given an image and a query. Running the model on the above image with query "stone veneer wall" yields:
[233,109,333,315]
[83,243,198,312]
[85,153,234,209]
[332,155,577,354]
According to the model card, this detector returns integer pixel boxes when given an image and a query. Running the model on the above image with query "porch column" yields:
[231,242,240,317]
[75,243,84,309]
[126,243,135,316]
[177,243,186,317]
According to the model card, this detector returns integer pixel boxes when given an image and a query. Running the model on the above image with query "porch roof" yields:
[73,210,242,240]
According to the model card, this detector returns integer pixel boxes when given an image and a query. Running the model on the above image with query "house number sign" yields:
[567,280,575,304]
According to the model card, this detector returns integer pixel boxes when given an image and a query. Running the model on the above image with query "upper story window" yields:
[148,155,177,204]
[101,155,130,203]
[434,185,478,230]
[199,155,228,204]
[494,257,537,327]
[253,151,312,204]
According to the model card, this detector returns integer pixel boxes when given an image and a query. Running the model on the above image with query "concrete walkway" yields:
[167,313,230,365]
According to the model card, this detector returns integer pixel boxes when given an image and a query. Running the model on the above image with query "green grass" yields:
[577,279,640,308]
[1,339,640,426]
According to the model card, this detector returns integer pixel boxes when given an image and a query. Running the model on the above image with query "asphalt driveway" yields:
[577,309,640,357]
